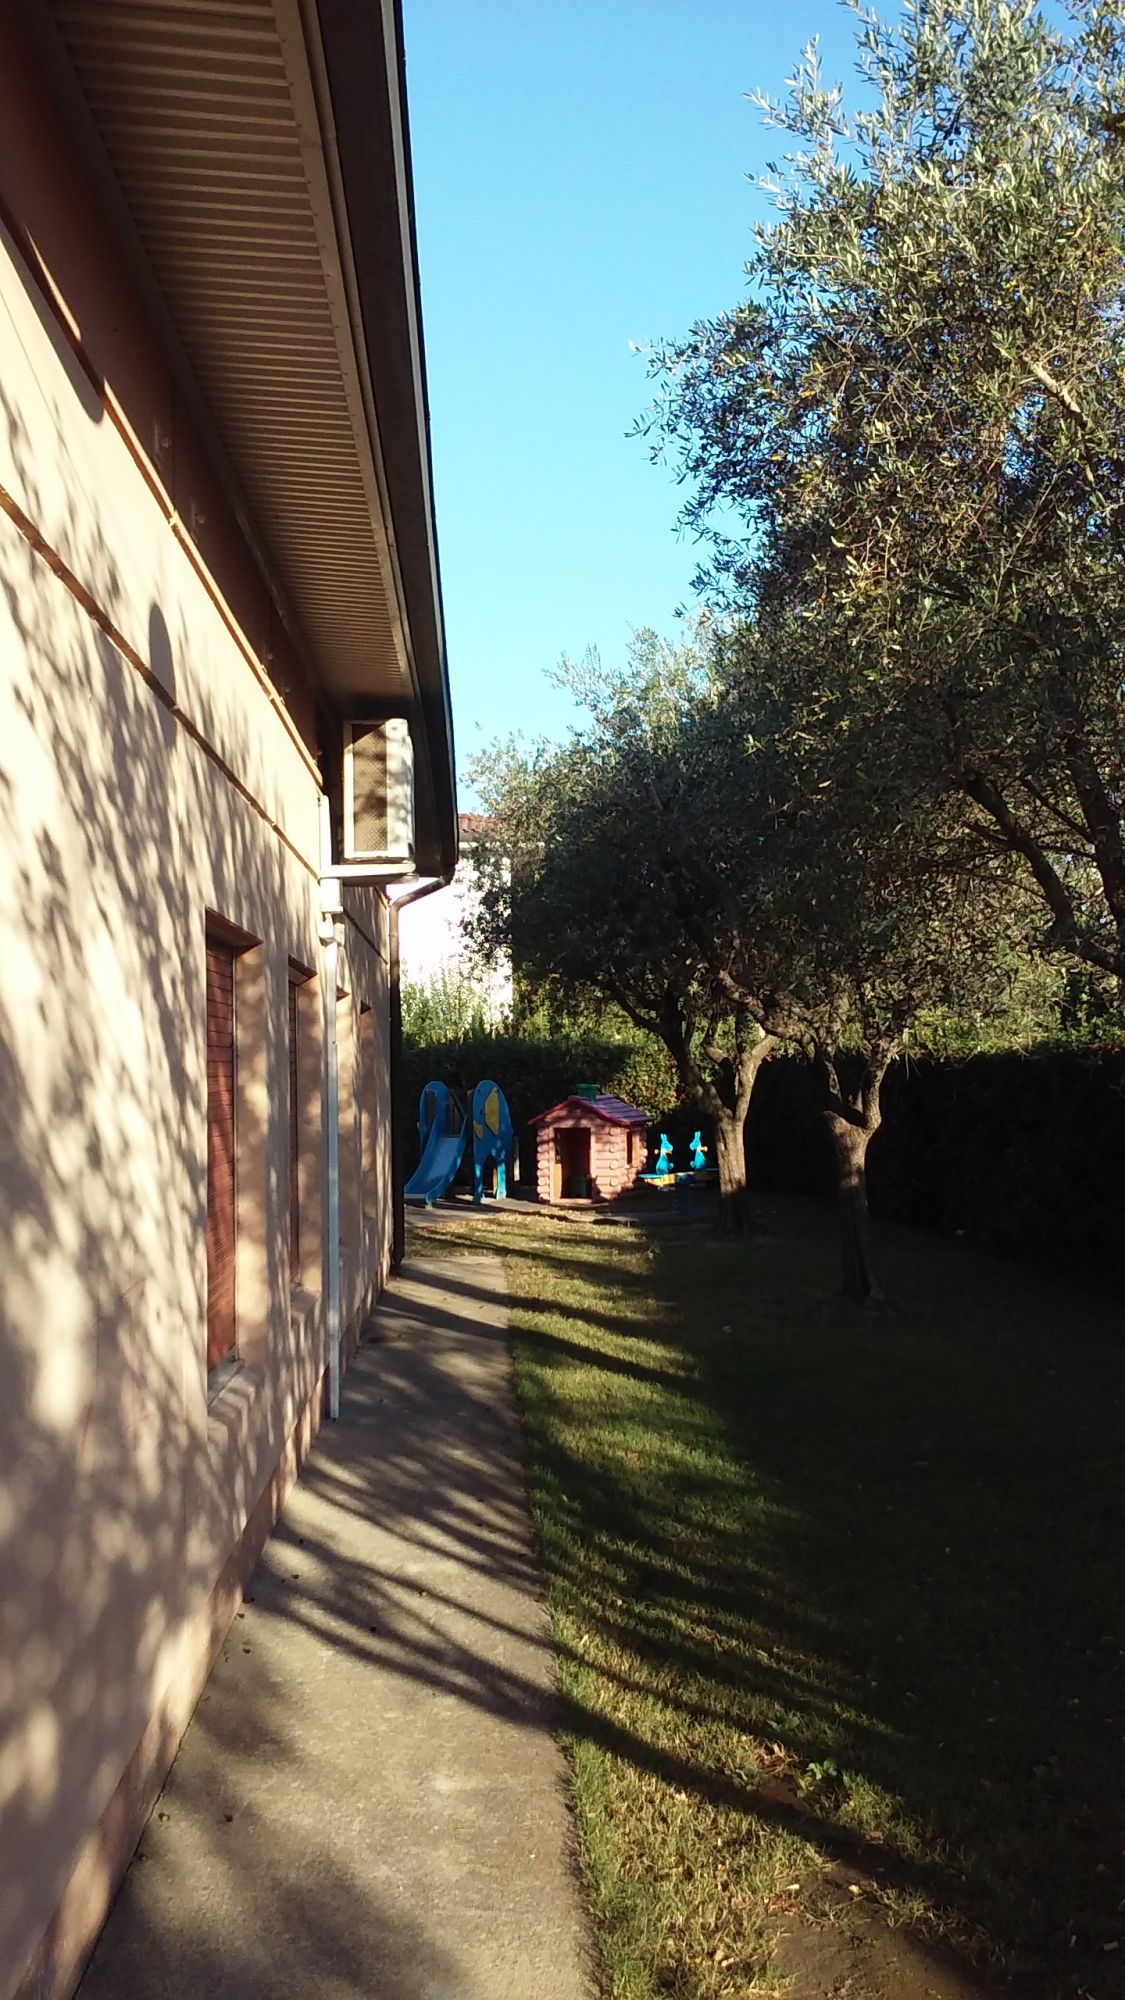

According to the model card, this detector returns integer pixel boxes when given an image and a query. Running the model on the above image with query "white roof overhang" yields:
[19,0,456,874]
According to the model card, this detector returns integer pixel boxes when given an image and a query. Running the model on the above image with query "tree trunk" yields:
[658,1012,774,1236]
[713,1110,751,1235]
[826,1116,884,1307]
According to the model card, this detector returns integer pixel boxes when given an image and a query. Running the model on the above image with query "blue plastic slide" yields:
[404,1081,468,1206]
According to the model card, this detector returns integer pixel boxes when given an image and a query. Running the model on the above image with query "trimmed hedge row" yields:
[400,1032,678,1184]
[748,1046,1125,1285]
[403,1029,1125,1283]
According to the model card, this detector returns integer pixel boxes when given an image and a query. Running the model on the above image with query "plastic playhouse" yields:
[529,1085,649,1203]
[404,1078,514,1208]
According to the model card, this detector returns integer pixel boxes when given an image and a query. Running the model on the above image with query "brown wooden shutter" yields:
[288,975,300,1281]
[206,941,236,1370]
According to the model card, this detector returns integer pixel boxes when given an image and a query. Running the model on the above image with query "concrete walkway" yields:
[78,1257,595,2000]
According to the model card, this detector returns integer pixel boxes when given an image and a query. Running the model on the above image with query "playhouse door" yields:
[554,1127,590,1199]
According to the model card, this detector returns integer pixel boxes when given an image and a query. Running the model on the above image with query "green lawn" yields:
[408,1197,1125,1999]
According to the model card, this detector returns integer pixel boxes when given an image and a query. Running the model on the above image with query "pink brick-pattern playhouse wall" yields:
[535,1116,646,1203]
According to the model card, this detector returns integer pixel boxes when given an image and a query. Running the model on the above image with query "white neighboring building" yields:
[398,813,513,1024]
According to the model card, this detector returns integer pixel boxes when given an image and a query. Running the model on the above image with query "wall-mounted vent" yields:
[342,719,414,864]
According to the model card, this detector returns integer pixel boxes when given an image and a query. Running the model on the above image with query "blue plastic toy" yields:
[405,1081,468,1207]
[405,1078,515,1207]
[471,1078,514,1202]
[638,1126,718,1199]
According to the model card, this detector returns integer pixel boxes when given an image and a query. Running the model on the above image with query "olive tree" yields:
[642,636,1030,1303]
[650,0,1125,990]
[467,631,777,1232]
[472,623,1029,1297]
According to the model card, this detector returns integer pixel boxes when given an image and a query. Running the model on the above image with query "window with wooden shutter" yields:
[206,939,237,1371]
[288,972,300,1281]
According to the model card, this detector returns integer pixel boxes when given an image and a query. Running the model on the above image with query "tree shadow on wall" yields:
[0,342,325,1992]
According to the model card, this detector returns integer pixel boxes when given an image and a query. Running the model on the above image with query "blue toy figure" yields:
[654,1131,674,1176]
[689,1130,708,1171]
[471,1079,514,1202]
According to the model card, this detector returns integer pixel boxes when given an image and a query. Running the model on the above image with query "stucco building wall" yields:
[0,23,395,1999]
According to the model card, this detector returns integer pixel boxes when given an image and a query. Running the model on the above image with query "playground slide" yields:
[404,1078,514,1207]
[404,1080,468,1205]
[404,1118,468,1205]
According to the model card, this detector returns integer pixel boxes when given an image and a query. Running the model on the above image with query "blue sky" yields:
[403,1,864,796]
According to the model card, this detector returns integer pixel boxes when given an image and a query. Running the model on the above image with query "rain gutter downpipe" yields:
[318,797,345,1419]
[320,792,452,1418]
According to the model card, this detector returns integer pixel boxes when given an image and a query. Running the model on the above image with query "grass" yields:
[408,1195,1125,1999]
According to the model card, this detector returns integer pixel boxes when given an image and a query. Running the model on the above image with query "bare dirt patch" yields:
[769,1874,1001,2000]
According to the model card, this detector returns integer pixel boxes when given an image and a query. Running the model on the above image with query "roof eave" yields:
[19,0,457,882]
[528,1097,649,1129]
[308,0,456,879]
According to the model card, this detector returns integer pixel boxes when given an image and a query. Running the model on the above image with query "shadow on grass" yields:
[482,1197,1125,1999]
[89,1207,1121,2000]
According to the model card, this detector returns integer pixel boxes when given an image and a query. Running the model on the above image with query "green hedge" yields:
[400,1032,679,1185]
[747,1045,1125,1285]
[404,1029,1125,1283]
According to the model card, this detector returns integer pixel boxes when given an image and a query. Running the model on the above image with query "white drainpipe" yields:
[319,795,343,1420]
[319,804,455,1414]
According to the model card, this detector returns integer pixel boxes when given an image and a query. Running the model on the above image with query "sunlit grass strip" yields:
[408,1204,1125,2000]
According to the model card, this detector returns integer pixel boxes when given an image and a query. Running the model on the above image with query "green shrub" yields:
[400,971,502,1042]
[400,1031,679,1183]
[746,1043,1125,1286]
[403,1027,1125,1285]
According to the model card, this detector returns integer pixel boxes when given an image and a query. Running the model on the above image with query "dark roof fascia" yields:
[312,0,457,880]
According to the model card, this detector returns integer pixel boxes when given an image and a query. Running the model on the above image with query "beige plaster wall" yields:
[0,143,391,2000]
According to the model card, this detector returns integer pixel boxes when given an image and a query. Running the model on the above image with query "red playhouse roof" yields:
[529,1093,649,1128]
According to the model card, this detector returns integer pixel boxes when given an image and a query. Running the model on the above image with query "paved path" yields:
[79,1257,595,2000]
